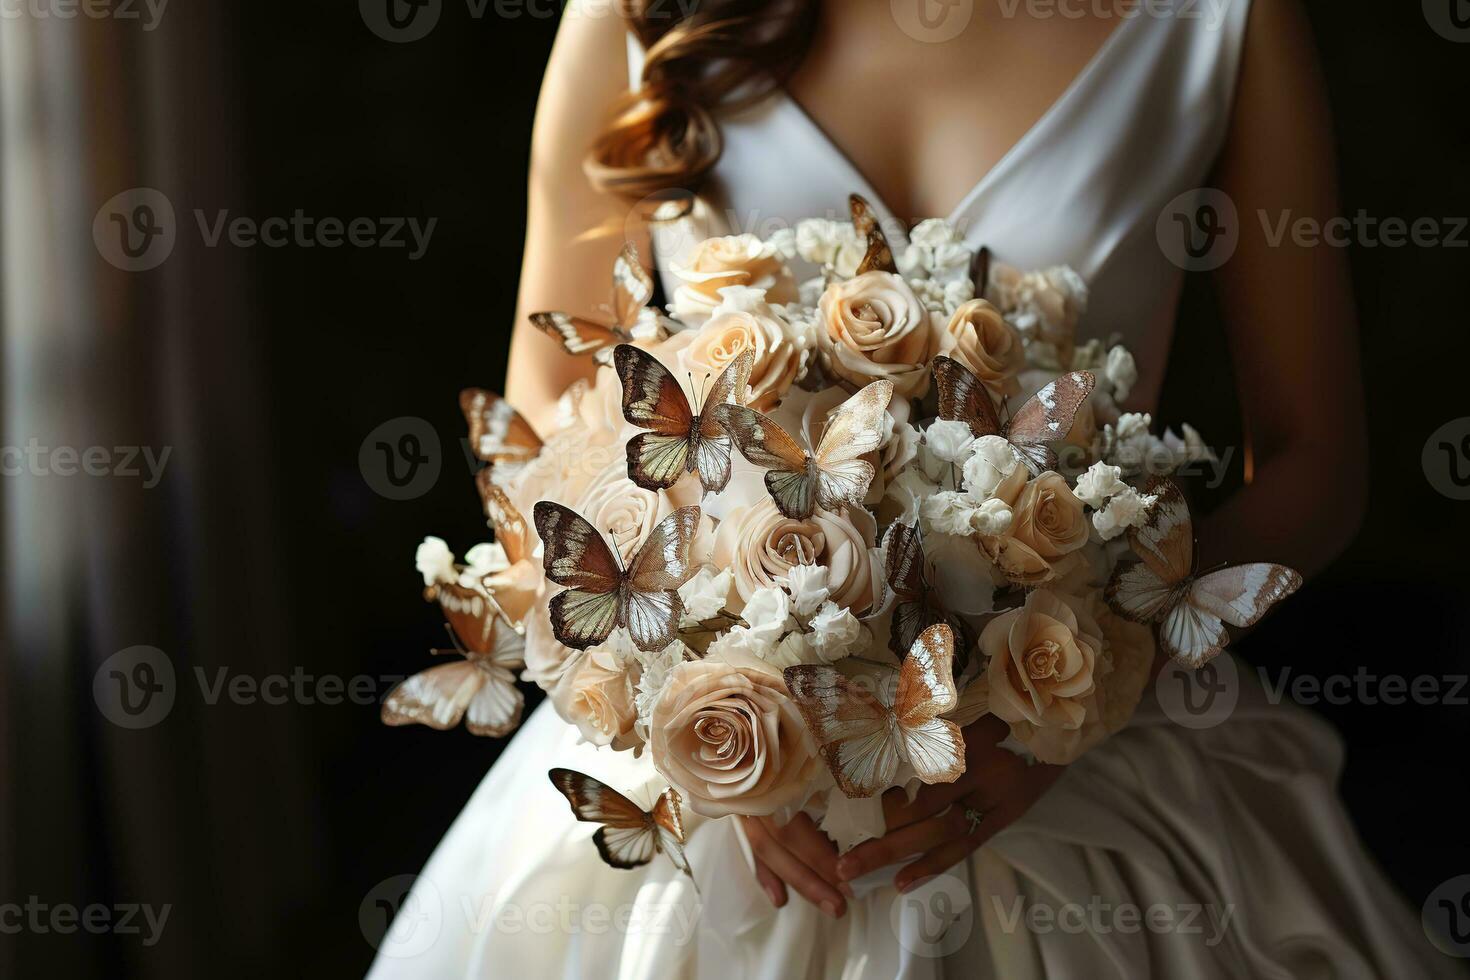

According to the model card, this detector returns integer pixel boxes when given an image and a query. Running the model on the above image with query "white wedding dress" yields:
[369,5,1460,977]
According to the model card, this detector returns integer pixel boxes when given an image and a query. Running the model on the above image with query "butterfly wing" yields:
[611,244,655,329]
[530,311,628,359]
[933,355,1002,439]
[622,506,700,651]
[535,502,625,650]
[883,521,928,652]
[1126,479,1194,584]
[849,194,896,275]
[812,380,892,511]
[894,624,966,786]
[1005,371,1096,474]
[548,768,661,870]
[463,665,524,737]
[616,344,695,490]
[650,787,691,875]
[1168,563,1302,667]
[1157,602,1230,669]
[784,664,899,798]
[459,388,541,469]
[714,403,817,519]
[691,350,755,493]
[480,481,532,566]
[1105,560,1182,624]
[433,581,498,653]
[381,661,484,731]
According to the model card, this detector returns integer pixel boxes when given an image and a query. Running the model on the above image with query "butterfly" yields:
[882,521,973,673]
[548,768,690,874]
[849,193,897,275]
[713,379,894,520]
[530,244,665,365]
[474,481,538,627]
[1105,479,1302,667]
[534,501,699,652]
[460,388,541,479]
[932,354,1095,475]
[784,623,966,798]
[381,581,525,737]
[615,344,753,493]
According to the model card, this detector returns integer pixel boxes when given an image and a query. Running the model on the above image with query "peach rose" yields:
[670,234,797,321]
[574,457,704,565]
[680,298,800,411]
[979,470,1088,584]
[982,589,1101,735]
[649,650,820,817]
[817,271,938,398]
[941,299,1024,400]
[521,598,579,695]
[554,647,640,750]
[712,496,877,614]
[1000,598,1156,764]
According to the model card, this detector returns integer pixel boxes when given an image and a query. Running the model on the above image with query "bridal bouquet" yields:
[385,196,1302,870]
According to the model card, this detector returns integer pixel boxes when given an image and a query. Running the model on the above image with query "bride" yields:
[370,1,1460,976]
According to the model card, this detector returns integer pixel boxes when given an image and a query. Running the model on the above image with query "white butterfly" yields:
[1106,479,1302,667]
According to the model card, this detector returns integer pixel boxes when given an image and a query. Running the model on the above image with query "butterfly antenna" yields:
[435,623,468,657]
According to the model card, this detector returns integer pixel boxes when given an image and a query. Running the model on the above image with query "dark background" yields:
[3,1,1467,976]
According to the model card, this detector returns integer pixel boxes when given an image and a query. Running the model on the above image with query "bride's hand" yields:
[740,812,855,918]
[832,715,1064,893]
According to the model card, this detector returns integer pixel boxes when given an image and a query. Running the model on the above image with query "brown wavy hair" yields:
[585,0,820,203]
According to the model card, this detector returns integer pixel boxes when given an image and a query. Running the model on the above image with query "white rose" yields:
[679,567,733,623]
[1073,461,1127,509]
[971,496,1014,536]
[783,563,831,617]
[742,587,793,645]
[1092,486,1157,541]
[807,602,864,663]
[415,536,456,587]
[924,419,977,464]
[1104,345,1137,402]
[921,491,980,537]
[962,435,1020,499]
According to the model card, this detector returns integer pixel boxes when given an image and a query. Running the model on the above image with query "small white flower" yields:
[415,536,456,587]
[1163,423,1216,465]
[921,491,979,537]
[1104,345,1137,402]
[924,419,977,464]
[742,587,792,645]
[887,468,939,525]
[765,227,798,261]
[463,542,509,575]
[767,632,814,669]
[783,563,831,617]
[679,567,733,624]
[1073,461,1127,509]
[970,496,1014,536]
[633,641,686,738]
[962,435,1020,499]
[807,602,863,663]
[1092,486,1157,541]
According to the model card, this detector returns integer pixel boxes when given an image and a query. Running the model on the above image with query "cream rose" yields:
[817,271,938,398]
[680,296,801,411]
[941,299,1024,399]
[649,650,820,817]
[554,647,640,750]
[712,497,877,614]
[979,470,1088,584]
[670,234,797,321]
[982,589,1102,734]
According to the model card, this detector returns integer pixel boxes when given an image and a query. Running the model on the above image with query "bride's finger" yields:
[836,805,969,882]
[745,816,848,918]
[893,834,981,894]
[776,813,854,897]
[747,845,788,908]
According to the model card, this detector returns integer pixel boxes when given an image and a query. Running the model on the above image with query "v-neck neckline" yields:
[775,13,1143,242]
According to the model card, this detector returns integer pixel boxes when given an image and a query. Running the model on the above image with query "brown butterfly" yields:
[713,380,894,520]
[932,354,1095,474]
[615,344,754,493]
[882,521,973,673]
[1106,479,1302,667]
[474,481,538,627]
[784,623,965,798]
[460,388,541,477]
[530,244,666,365]
[548,768,690,874]
[534,501,699,652]
[849,193,897,275]
[382,581,524,737]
